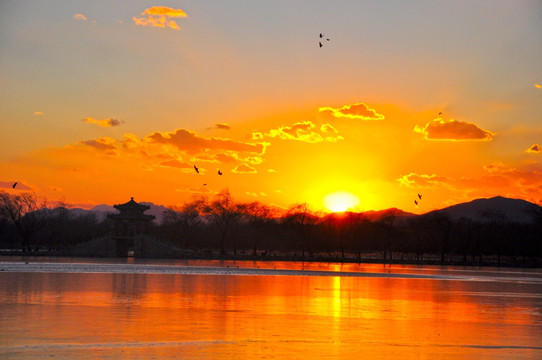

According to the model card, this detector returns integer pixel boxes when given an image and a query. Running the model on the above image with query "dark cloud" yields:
[215,123,231,130]
[83,117,124,128]
[80,138,117,152]
[526,144,542,153]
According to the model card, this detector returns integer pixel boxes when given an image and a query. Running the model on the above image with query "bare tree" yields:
[201,189,241,255]
[162,199,203,249]
[284,203,318,259]
[0,191,47,252]
[237,201,275,256]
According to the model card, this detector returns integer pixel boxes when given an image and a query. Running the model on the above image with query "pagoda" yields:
[107,197,155,256]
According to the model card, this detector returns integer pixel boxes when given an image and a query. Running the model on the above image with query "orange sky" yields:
[1,2,541,213]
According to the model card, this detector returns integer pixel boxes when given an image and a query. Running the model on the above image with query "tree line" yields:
[1,189,541,266]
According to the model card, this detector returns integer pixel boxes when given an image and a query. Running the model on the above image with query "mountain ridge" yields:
[57,196,541,225]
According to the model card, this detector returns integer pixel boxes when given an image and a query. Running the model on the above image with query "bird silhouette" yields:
[414,200,418,206]
[218,170,222,175]
[438,112,443,116]
[319,33,323,38]
[418,194,422,200]
[203,183,207,186]
[12,182,17,188]
[326,38,330,41]
[319,42,323,48]
[193,165,199,173]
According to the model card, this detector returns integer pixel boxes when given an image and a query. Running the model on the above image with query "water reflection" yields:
[0,264,541,359]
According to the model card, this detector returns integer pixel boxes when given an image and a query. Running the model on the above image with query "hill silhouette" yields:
[428,196,541,224]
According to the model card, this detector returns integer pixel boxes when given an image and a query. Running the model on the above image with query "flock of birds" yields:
[319,33,330,48]
[193,165,221,187]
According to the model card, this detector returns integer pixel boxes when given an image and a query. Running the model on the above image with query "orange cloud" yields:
[535,84,542,89]
[319,103,385,120]
[254,121,343,143]
[133,6,187,30]
[526,144,542,153]
[397,173,454,188]
[80,137,117,153]
[147,128,266,155]
[34,111,44,116]
[83,117,124,128]
[73,14,87,21]
[159,159,192,169]
[232,163,257,174]
[414,118,495,141]
[399,163,542,203]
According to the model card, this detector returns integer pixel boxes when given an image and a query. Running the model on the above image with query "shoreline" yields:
[1,251,541,269]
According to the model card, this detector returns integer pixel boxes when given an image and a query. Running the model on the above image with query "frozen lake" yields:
[1,258,541,359]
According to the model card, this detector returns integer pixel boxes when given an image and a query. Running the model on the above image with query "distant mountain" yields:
[361,208,416,222]
[428,196,542,224]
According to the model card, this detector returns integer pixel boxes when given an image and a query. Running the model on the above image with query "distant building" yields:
[107,197,155,257]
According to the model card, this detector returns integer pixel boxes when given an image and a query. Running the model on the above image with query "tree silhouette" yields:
[201,189,241,255]
[237,201,275,256]
[162,199,203,249]
[284,203,318,259]
[0,191,47,252]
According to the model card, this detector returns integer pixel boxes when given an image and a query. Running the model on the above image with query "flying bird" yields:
[203,184,207,186]
[12,182,17,188]
[218,170,222,176]
[418,194,422,200]
[319,33,323,38]
[414,200,418,206]
[193,165,199,174]
[438,112,443,116]
[319,42,323,48]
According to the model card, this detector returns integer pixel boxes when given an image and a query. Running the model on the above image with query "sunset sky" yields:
[1,1,541,213]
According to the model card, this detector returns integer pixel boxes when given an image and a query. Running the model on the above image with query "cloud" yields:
[159,159,192,169]
[399,163,542,203]
[254,121,343,143]
[80,137,118,153]
[526,144,542,153]
[83,117,124,128]
[535,84,542,89]
[34,111,44,116]
[232,163,257,174]
[397,173,454,188]
[133,6,187,30]
[319,103,385,120]
[246,191,268,197]
[73,14,87,21]
[414,118,495,141]
[146,128,266,155]
[215,123,231,130]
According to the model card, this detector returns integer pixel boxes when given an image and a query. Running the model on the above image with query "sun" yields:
[323,191,361,212]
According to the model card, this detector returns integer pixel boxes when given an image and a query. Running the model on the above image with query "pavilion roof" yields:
[113,197,151,213]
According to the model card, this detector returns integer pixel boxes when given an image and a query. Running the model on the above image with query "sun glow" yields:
[323,191,361,212]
